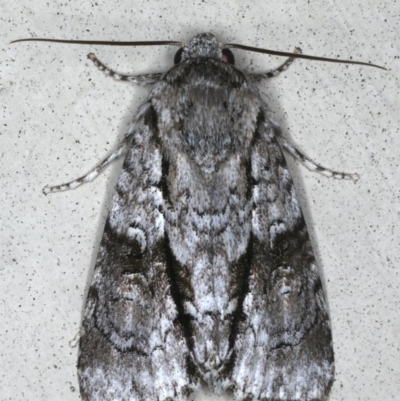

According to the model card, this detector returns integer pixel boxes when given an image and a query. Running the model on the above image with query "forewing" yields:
[77,103,192,401]
[231,115,334,401]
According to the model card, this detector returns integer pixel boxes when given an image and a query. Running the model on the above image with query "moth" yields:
[13,33,384,401]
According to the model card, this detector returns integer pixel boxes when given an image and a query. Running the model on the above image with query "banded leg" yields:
[87,53,162,86]
[43,141,128,195]
[276,131,359,181]
[249,47,302,82]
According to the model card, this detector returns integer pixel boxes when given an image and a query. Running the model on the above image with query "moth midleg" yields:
[43,142,128,195]
[250,47,302,81]
[87,53,162,85]
[277,133,359,181]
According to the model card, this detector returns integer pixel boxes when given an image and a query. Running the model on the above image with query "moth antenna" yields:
[224,43,387,70]
[10,38,183,47]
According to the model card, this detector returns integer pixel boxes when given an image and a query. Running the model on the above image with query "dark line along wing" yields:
[231,113,334,400]
[77,102,192,401]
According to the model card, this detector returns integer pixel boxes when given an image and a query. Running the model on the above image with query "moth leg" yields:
[277,131,360,181]
[42,141,128,195]
[249,47,302,81]
[87,53,162,86]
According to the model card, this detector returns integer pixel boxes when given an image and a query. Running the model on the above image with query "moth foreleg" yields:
[43,141,128,195]
[250,47,302,81]
[87,53,162,85]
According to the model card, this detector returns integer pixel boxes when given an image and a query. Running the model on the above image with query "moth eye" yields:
[174,48,184,65]
[222,48,235,65]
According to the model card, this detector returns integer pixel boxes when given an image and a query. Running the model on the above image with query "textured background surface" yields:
[1,1,399,400]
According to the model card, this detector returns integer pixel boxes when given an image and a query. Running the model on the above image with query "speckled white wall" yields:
[1,1,399,401]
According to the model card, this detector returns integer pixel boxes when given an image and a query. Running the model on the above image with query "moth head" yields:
[174,33,235,65]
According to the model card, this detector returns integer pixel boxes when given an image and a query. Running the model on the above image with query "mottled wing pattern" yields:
[231,115,335,400]
[78,34,334,401]
[78,103,193,401]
